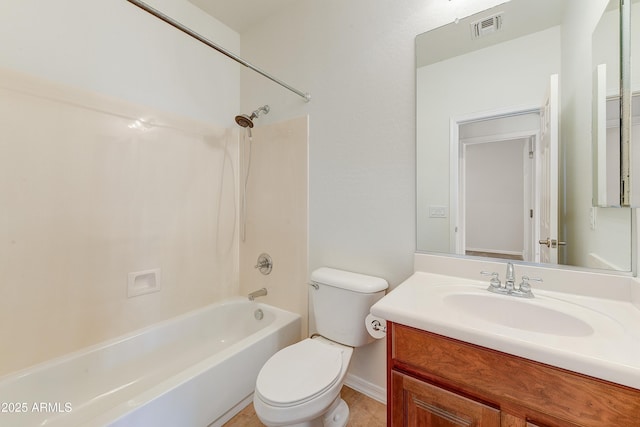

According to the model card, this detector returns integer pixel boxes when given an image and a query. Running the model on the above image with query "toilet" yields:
[253,267,388,427]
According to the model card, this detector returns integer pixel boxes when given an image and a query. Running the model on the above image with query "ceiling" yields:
[187,0,297,33]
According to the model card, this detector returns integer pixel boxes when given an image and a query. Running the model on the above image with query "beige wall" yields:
[239,117,309,338]
[0,69,239,376]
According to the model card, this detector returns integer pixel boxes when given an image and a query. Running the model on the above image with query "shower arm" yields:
[125,0,311,103]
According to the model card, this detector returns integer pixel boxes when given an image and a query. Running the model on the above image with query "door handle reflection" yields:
[538,238,567,248]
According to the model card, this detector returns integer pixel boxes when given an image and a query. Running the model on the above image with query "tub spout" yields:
[248,288,267,301]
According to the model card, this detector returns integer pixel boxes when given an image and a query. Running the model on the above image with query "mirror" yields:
[593,0,640,208]
[416,0,633,271]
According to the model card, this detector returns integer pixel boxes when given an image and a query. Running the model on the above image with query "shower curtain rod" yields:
[125,0,311,102]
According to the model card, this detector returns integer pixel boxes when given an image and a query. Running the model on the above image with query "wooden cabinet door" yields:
[394,371,500,427]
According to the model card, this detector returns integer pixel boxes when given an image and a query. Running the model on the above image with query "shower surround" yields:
[0,67,239,376]
[0,65,310,381]
[238,115,310,337]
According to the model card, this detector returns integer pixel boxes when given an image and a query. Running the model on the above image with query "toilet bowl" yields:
[253,337,353,427]
[253,267,388,427]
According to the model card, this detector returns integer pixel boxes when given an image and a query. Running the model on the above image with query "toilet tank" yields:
[310,267,388,347]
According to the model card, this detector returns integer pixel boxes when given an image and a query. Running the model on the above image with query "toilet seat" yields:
[256,338,343,408]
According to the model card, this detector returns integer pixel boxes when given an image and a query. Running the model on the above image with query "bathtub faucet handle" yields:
[254,253,273,275]
[248,288,268,301]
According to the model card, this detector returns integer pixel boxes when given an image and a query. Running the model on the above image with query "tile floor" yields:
[223,386,386,426]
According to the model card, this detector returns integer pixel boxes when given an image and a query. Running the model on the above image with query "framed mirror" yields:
[416,0,633,272]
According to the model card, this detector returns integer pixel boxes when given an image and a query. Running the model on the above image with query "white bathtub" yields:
[0,298,301,427]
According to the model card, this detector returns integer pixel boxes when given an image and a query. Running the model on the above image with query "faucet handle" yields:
[254,253,273,275]
[518,276,542,295]
[480,271,501,289]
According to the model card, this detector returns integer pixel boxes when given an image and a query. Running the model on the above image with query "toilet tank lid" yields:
[310,267,388,293]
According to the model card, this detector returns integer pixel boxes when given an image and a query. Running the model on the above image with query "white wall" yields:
[240,0,509,397]
[0,0,240,126]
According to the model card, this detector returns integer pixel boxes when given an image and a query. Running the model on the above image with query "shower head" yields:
[234,105,270,129]
[235,114,254,128]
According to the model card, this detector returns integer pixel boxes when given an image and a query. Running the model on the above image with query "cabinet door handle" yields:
[412,397,473,426]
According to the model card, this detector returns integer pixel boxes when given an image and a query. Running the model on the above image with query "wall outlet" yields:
[127,268,161,297]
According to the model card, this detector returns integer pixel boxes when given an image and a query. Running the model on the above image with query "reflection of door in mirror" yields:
[539,74,559,264]
[451,77,559,266]
[455,113,540,263]
[464,138,529,261]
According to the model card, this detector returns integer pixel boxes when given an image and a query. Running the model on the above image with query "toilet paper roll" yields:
[365,314,387,340]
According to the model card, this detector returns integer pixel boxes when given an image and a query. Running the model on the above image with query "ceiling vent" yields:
[470,13,503,39]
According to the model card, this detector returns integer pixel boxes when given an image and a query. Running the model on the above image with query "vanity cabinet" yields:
[388,323,640,427]
[395,371,500,426]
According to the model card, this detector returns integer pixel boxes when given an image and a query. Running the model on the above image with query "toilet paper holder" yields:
[371,319,386,333]
[365,313,387,340]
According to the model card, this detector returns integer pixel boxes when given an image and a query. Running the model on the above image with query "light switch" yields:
[429,205,448,218]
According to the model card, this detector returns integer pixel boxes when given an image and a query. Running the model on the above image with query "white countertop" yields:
[371,271,640,390]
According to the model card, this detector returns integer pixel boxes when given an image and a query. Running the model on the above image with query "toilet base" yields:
[322,397,349,427]
[262,396,349,427]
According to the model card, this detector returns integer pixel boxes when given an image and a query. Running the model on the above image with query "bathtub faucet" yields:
[248,288,268,301]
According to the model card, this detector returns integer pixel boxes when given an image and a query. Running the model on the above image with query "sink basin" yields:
[369,270,640,390]
[444,293,594,337]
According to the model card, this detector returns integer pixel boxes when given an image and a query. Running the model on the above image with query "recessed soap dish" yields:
[127,268,161,297]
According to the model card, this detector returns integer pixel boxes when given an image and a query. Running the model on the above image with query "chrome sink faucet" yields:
[505,262,516,291]
[480,262,541,298]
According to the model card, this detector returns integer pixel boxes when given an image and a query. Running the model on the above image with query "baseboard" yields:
[344,373,387,404]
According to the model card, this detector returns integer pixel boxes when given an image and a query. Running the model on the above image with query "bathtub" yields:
[0,298,301,427]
